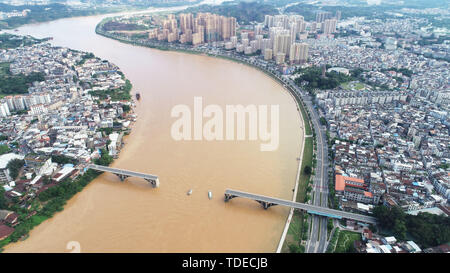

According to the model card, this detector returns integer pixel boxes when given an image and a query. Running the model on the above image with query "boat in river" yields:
[135,92,141,100]
[208,191,212,200]
[187,189,193,196]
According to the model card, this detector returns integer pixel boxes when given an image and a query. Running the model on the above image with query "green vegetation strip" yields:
[373,205,450,248]
[296,98,312,136]
[327,218,333,239]
[333,230,361,253]
[282,137,314,253]
[326,228,340,253]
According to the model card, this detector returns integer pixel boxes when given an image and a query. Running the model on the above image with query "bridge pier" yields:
[115,174,130,181]
[144,178,160,188]
[256,201,277,210]
[224,194,237,202]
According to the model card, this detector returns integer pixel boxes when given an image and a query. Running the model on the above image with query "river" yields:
[4,8,303,253]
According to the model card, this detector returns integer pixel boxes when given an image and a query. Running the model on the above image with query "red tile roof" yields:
[0,224,14,240]
[335,174,365,192]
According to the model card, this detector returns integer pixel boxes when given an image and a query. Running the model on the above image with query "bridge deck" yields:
[225,189,376,224]
[88,164,158,180]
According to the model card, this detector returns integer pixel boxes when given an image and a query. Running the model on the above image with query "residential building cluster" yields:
[355,229,423,253]
[307,36,449,91]
[109,11,342,64]
[318,91,449,215]
[147,12,237,46]
[0,42,135,239]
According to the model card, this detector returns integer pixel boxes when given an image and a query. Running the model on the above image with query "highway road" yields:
[243,67,332,252]
[301,95,330,253]
[239,61,333,252]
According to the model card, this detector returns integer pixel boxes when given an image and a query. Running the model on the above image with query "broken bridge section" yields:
[224,189,376,224]
[87,164,160,188]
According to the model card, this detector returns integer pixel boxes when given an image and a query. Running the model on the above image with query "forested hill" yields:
[0,3,119,30]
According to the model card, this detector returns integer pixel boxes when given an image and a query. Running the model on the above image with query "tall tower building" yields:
[254,24,263,36]
[255,34,263,51]
[310,22,317,33]
[264,48,273,60]
[316,11,332,23]
[298,42,309,62]
[179,13,194,33]
[241,31,248,41]
[264,15,274,28]
[261,38,271,53]
[289,42,308,63]
[335,11,342,21]
[220,16,236,40]
[289,24,298,44]
[273,30,291,58]
[230,36,238,48]
[321,19,337,34]
[205,15,218,42]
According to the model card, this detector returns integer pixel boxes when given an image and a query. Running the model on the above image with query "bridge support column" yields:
[256,201,277,210]
[144,178,160,188]
[224,194,237,202]
[116,174,130,182]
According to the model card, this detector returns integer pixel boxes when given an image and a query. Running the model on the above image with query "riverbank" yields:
[96,19,315,253]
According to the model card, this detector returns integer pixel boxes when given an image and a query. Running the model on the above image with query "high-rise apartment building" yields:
[321,19,337,34]
[335,10,342,21]
[289,42,309,63]
[179,13,194,33]
[275,52,286,64]
[264,15,274,28]
[264,48,273,60]
[273,30,291,58]
[316,11,332,23]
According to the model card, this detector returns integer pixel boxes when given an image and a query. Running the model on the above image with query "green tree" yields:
[94,149,113,166]
[393,219,407,240]
[304,165,312,175]
[51,154,77,165]
[288,243,304,253]
[122,104,131,113]
[0,187,7,209]
[6,159,25,181]
[0,144,11,155]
